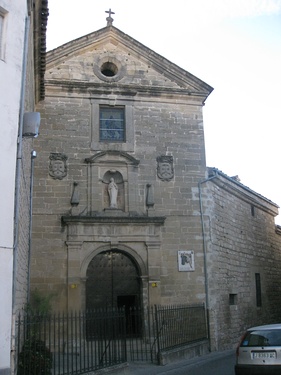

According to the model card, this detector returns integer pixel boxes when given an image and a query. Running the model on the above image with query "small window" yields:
[0,14,3,46]
[251,205,255,217]
[0,12,4,59]
[99,106,125,142]
[229,294,237,305]
[101,62,118,77]
[0,7,8,61]
[255,273,262,307]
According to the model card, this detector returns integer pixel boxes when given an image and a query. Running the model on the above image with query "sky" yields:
[46,0,281,224]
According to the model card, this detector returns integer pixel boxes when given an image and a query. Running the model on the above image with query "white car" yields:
[235,323,281,374]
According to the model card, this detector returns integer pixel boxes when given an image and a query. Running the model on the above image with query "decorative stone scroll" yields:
[49,153,68,180]
[71,182,79,206]
[146,184,154,208]
[156,155,174,181]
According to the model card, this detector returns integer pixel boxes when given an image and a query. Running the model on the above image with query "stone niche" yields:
[85,150,140,213]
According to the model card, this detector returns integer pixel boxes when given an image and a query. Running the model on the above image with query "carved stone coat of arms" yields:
[49,153,68,180]
[157,155,174,181]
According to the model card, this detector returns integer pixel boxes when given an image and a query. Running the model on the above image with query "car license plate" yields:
[252,351,276,359]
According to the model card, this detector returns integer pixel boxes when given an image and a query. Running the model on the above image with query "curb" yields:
[125,349,235,374]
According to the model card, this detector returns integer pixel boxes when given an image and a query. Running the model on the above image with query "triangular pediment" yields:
[85,151,140,166]
[46,26,213,99]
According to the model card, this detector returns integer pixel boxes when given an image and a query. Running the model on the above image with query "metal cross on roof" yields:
[105,8,115,26]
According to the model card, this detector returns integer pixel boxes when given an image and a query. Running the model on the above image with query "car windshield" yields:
[241,329,281,347]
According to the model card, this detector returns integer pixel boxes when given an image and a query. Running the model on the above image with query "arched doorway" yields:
[86,250,141,311]
[86,250,142,335]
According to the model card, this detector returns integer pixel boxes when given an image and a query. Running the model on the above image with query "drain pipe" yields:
[27,150,37,304]
[198,169,219,351]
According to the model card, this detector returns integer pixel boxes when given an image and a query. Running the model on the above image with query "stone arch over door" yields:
[63,217,165,311]
[86,249,142,311]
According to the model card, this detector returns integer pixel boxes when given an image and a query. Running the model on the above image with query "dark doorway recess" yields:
[117,295,140,335]
[86,250,141,310]
[86,250,142,336]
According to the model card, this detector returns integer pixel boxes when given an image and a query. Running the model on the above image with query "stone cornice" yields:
[61,215,166,225]
[44,80,209,103]
[34,0,49,102]
[207,168,279,217]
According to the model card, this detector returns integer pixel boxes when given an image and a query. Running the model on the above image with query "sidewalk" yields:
[105,349,235,374]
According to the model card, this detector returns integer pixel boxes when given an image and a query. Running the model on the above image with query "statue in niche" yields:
[103,170,124,210]
[49,153,68,180]
[108,177,118,208]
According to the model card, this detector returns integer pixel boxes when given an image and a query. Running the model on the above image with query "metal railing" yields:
[16,309,127,375]
[15,304,207,374]
[154,303,207,352]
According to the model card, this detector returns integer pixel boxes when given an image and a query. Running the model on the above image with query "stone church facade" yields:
[31,22,281,351]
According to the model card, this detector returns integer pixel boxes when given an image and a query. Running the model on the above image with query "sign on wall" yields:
[178,250,194,272]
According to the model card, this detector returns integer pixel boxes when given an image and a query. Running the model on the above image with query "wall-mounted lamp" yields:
[23,112,41,137]
[70,284,78,289]
[151,282,158,288]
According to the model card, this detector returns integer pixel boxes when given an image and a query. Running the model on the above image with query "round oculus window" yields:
[101,62,118,77]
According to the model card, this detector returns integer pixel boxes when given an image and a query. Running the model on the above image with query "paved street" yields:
[162,351,236,375]
[126,350,236,375]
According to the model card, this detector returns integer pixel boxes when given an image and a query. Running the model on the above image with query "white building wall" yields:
[0,0,27,371]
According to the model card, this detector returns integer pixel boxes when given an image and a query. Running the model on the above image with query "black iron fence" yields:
[15,304,207,374]
[154,304,208,351]
[16,309,127,375]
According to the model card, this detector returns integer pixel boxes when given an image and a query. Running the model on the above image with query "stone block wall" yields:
[13,9,37,315]
[32,89,208,310]
[14,139,33,311]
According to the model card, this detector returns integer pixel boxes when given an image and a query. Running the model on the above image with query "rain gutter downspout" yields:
[27,150,37,303]
[198,169,219,351]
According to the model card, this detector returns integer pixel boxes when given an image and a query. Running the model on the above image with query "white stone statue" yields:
[108,177,118,208]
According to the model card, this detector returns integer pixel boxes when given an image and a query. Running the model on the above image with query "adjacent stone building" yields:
[31,19,281,352]
[200,168,281,350]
